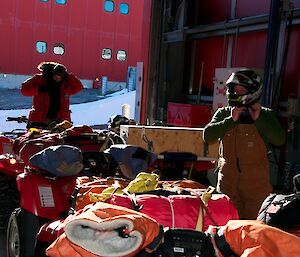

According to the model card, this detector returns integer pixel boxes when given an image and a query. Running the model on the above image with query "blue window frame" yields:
[56,0,67,5]
[120,3,129,14]
[104,0,114,12]
[36,41,47,54]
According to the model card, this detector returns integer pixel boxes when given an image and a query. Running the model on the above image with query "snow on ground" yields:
[0,90,136,132]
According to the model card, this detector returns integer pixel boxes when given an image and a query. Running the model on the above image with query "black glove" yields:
[38,84,51,93]
[53,64,68,80]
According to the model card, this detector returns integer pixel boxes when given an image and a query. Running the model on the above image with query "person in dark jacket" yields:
[21,61,83,129]
[203,69,285,219]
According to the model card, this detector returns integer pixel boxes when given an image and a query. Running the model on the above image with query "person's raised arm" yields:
[255,108,286,146]
[203,107,238,144]
[64,73,83,95]
[21,74,47,96]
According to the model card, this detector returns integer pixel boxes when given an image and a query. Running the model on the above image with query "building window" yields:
[117,50,126,61]
[53,43,65,55]
[36,41,47,53]
[40,0,49,2]
[104,0,114,12]
[102,48,112,60]
[56,0,67,4]
[120,3,129,14]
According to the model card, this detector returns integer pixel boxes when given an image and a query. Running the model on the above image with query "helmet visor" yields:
[226,73,255,88]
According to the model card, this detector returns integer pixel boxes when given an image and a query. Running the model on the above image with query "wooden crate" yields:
[120,125,219,160]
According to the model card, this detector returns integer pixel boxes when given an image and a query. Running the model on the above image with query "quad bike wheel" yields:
[7,208,42,257]
[0,174,19,231]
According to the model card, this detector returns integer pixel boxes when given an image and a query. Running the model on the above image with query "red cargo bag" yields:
[109,191,239,231]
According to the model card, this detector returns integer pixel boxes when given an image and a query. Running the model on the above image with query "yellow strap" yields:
[195,203,203,231]
[201,186,215,205]
[195,186,216,231]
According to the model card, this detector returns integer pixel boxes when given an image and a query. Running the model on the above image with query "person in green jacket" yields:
[203,69,285,219]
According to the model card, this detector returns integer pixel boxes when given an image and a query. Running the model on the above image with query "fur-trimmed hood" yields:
[46,202,164,257]
[37,61,67,81]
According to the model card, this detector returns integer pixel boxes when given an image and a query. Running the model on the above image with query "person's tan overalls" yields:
[217,124,272,219]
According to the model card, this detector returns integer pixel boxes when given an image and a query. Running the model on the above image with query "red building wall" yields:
[233,31,267,69]
[139,0,152,123]
[190,0,300,103]
[235,0,271,17]
[0,0,150,82]
[281,27,300,99]
[192,37,225,94]
[197,0,231,24]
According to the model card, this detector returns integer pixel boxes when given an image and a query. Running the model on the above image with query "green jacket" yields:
[203,106,286,147]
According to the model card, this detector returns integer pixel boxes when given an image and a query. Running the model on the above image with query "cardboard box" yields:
[120,125,219,160]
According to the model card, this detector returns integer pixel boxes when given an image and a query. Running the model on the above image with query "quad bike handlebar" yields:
[6,116,29,124]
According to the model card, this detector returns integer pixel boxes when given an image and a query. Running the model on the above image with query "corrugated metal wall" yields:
[146,0,300,123]
[0,0,150,82]
[186,0,300,101]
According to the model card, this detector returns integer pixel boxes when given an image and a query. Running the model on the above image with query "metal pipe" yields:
[263,0,282,107]
[162,8,300,42]
[196,61,204,104]
[189,14,269,34]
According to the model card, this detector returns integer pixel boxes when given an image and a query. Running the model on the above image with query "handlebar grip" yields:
[6,116,28,123]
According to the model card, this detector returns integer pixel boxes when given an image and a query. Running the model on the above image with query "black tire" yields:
[6,208,41,257]
[0,174,19,231]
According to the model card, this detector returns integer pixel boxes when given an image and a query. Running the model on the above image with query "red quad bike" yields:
[6,147,157,257]
[0,117,123,257]
[4,153,118,257]
[0,122,27,231]
[0,117,102,229]
[6,166,77,257]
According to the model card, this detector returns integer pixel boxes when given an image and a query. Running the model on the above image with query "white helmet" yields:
[226,69,263,106]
